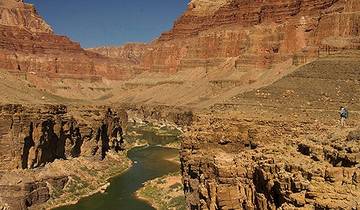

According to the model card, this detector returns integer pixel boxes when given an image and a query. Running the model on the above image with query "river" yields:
[55,125,180,210]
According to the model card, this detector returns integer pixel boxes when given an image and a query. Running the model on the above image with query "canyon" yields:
[0,0,360,209]
[88,0,360,108]
[181,58,360,209]
[0,104,130,209]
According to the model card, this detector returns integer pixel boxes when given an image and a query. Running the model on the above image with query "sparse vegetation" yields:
[36,153,132,210]
[136,173,186,210]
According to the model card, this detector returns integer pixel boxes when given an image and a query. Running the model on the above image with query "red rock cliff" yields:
[0,0,133,80]
[92,0,360,76]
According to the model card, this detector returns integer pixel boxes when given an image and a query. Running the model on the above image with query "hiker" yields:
[339,107,348,127]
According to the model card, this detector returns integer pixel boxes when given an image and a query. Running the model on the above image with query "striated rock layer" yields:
[0,0,134,80]
[93,0,360,76]
[87,0,360,109]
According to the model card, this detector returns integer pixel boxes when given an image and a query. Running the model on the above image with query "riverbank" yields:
[47,123,182,210]
[48,123,164,210]
[31,152,132,210]
[130,123,185,210]
[136,173,186,210]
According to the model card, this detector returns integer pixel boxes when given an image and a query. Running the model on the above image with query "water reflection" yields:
[54,124,180,210]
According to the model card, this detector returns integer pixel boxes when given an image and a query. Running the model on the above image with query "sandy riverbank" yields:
[135,173,186,210]
[31,152,132,210]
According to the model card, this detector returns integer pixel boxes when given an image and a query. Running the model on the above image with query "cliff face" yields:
[0,104,126,170]
[0,104,128,210]
[0,0,134,80]
[86,0,360,108]
[93,0,360,76]
[0,0,52,33]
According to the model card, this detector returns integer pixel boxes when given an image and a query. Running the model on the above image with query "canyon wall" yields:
[2,0,359,107]
[123,104,193,127]
[0,104,126,170]
[0,104,128,209]
[87,0,360,109]
[92,0,360,76]
[0,0,358,90]
[0,0,134,80]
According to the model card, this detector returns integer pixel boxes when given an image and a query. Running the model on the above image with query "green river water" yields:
[55,125,180,210]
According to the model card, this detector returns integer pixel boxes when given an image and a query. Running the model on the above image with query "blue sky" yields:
[26,0,190,48]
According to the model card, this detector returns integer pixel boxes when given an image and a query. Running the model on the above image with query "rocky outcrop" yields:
[0,104,126,170]
[0,104,128,209]
[181,114,360,210]
[124,104,193,127]
[180,58,360,209]
[0,0,52,33]
[0,176,68,210]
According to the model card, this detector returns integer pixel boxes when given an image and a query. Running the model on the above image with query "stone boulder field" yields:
[0,0,360,209]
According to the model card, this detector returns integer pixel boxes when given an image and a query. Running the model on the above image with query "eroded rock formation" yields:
[0,104,126,171]
[182,114,360,209]
[181,58,360,209]
[0,104,128,209]
[0,0,52,33]
[0,0,134,80]
[0,176,69,210]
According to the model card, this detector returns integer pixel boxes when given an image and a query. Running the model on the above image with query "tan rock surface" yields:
[0,0,52,33]
[0,104,129,209]
[181,58,360,209]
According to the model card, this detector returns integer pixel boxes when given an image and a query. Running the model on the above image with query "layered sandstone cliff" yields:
[2,0,357,107]
[0,0,135,81]
[88,0,360,108]
[93,0,360,74]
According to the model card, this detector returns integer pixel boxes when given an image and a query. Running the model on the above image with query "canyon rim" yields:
[0,0,360,209]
